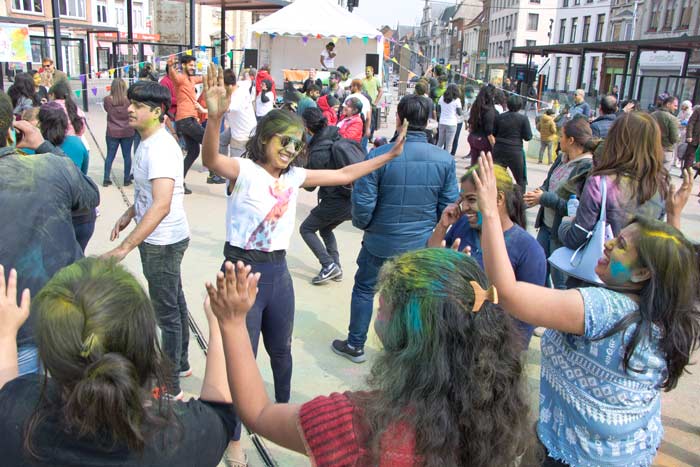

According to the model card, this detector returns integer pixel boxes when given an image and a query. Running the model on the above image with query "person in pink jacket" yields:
[336,97,364,143]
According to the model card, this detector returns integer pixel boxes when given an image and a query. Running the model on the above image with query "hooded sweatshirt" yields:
[317,95,338,126]
[255,70,276,98]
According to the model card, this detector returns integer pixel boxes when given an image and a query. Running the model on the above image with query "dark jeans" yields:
[451,121,463,156]
[177,117,205,177]
[683,143,698,170]
[536,224,568,289]
[73,218,95,253]
[139,237,190,395]
[348,245,389,348]
[299,197,352,268]
[104,135,134,183]
[221,256,295,441]
[370,106,380,141]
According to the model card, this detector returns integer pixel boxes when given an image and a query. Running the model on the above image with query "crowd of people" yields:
[0,53,699,467]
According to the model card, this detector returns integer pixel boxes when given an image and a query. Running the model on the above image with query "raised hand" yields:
[205,261,260,324]
[0,265,30,340]
[387,119,409,158]
[203,64,233,122]
[666,168,693,229]
[439,203,462,228]
[523,188,543,208]
[471,152,499,217]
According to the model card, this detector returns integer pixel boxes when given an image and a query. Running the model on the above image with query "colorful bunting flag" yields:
[226,33,236,43]
[316,34,322,39]
[124,65,130,72]
[302,36,309,45]
[331,37,339,44]
[227,50,233,60]
[200,45,206,52]
[375,35,383,42]
[391,57,399,64]
[403,43,410,50]
[346,37,352,45]
[213,57,219,65]
[197,62,203,70]
[185,50,192,56]
[91,87,97,96]
[446,64,452,70]
[362,37,368,44]
[75,90,81,97]
[270,33,276,39]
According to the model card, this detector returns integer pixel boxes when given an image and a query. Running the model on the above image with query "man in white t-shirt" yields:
[320,42,336,70]
[220,69,257,158]
[344,79,372,148]
[104,81,191,400]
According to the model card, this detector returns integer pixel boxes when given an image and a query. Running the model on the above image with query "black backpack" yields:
[330,138,367,194]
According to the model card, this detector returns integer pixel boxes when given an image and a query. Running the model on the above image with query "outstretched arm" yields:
[207,262,306,455]
[202,64,241,181]
[474,153,585,335]
[303,120,407,188]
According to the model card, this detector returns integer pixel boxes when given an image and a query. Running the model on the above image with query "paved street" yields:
[80,100,700,467]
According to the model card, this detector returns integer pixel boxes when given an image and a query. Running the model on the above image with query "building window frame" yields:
[570,17,578,43]
[558,18,566,43]
[582,15,591,42]
[527,13,539,31]
[595,14,605,41]
[678,0,691,29]
[95,1,107,24]
[59,0,86,19]
[12,0,43,15]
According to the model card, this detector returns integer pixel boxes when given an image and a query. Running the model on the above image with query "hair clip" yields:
[469,281,498,312]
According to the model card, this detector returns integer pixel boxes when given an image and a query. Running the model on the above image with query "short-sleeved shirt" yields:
[437,96,462,126]
[320,49,335,68]
[444,220,546,348]
[362,77,381,104]
[538,287,666,467]
[0,375,237,467]
[133,127,189,245]
[226,158,307,252]
[299,391,420,467]
[226,81,257,141]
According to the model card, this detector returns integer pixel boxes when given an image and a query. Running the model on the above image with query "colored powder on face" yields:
[609,258,632,282]
[644,229,681,245]
[476,211,483,226]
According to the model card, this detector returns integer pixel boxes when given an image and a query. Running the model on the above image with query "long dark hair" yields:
[8,72,39,108]
[25,258,178,457]
[49,79,84,135]
[601,217,700,390]
[361,249,532,467]
[38,102,68,146]
[244,109,305,173]
[468,85,494,133]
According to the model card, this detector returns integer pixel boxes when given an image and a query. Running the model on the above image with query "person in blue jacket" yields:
[332,94,459,363]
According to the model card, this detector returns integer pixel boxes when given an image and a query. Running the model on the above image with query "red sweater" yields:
[299,392,420,467]
[318,95,338,126]
[337,114,363,142]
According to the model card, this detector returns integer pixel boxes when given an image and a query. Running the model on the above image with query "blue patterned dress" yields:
[538,287,667,467]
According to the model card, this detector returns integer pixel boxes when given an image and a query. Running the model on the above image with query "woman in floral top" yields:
[474,153,700,467]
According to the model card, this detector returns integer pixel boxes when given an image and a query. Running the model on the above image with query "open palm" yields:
[203,64,232,121]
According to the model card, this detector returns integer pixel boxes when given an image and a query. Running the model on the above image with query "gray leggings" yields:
[437,124,457,152]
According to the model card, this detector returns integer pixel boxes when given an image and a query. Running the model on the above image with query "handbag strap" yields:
[598,176,608,223]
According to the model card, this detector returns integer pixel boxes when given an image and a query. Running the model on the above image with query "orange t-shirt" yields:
[170,70,203,121]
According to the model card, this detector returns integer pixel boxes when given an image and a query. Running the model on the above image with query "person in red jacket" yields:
[317,94,339,126]
[255,66,276,99]
[336,97,363,143]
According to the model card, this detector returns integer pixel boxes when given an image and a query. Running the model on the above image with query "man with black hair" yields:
[337,65,352,91]
[0,90,99,375]
[322,71,346,102]
[320,42,336,70]
[105,81,191,400]
[167,55,224,191]
[296,83,320,117]
[331,94,458,363]
[590,94,618,138]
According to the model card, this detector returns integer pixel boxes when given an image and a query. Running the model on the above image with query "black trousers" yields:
[176,117,205,177]
[300,197,352,268]
[493,143,527,192]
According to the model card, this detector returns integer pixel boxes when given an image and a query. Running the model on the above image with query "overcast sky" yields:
[352,0,428,28]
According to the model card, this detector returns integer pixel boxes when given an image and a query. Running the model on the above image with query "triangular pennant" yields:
[302,36,309,45]
[185,49,192,55]
[200,45,206,52]
[213,40,220,46]
[376,35,383,42]
[154,56,160,64]
[79,75,86,85]
[212,56,219,65]
[331,37,339,44]
[270,33,276,39]
[139,62,144,69]
[106,85,111,92]
[96,71,101,78]
[124,65,130,73]
[316,34,322,39]
[75,89,81,97]
[346,37,352,45]
[408,72,416,79]
[197,62,203,70]
[391,57,399,64]
[446,64,452,70]
[362,37,368,45]
[91,87,97,96]
[226,33,235,43]
[227,50,233,59]
[403,43,410,50]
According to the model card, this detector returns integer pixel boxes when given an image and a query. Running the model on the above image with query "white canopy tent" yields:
[248,0,383,86]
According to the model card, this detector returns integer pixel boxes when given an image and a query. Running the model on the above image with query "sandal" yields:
[222,452,248,467]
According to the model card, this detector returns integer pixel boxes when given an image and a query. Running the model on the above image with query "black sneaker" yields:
[331,339,366,363]
[312,263,342,285]
[102,180,112,187]
[207,174,226,184]
[332,267,343,282]
[123,179,132,187]
[184,184,192,195]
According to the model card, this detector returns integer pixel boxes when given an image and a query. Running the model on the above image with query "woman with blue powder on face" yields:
[428,163,546,350]
[472,152,700,467]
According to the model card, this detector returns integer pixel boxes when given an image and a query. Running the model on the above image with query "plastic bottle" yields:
[567,194,579,217]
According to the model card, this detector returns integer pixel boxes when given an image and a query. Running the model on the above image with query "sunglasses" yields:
[275,134,304,153]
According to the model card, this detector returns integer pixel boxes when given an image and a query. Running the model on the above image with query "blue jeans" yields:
[138,238,190,394]
[73,218,96,253]
[104,135,134,183]
[18,344,40,375]
[348,246,388,348]
[536,225,568,290]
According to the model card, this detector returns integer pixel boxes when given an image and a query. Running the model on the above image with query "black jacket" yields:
[305,126,353,200]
